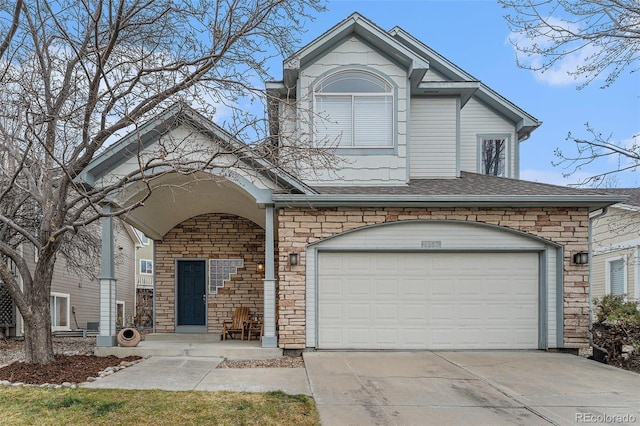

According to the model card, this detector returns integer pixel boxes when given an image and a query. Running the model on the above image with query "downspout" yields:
[588,207,608,351]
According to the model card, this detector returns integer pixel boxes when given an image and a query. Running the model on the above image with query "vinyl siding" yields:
[592,208,640,301]
[297,36,409,185]
[459,98,517,177]
[410,97,457,178]
[19,219,136,331]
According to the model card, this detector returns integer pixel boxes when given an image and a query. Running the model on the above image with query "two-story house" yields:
[81,14,621,352]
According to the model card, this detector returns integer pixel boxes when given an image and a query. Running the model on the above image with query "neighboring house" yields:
[82,13,622,351]
[592,188,640,302]
[0,219,137,336]
[134,229,154,327]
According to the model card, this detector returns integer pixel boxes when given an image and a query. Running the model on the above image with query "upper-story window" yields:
[140,259,153,274]
[480,136,507,177]
[314,71,393,148]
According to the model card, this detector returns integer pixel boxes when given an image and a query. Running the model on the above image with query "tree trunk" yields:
[23,297,55,364]
[22,264,56,364]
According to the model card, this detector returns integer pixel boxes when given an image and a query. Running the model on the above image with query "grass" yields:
[0,387,320,425]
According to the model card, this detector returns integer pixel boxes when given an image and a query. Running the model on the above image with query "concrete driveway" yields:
[303,351,640,426]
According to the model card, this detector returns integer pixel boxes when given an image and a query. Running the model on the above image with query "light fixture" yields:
[257,263,264,272]
[573,251,589,265]
[289,253,299,266]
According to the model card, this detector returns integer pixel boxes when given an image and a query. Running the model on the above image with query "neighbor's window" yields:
[480,137,507,177]
[140,259,153,274]
[607,257,626,297]
[116,301,125,327]
[315,70,393,148]
[50,293,70,331]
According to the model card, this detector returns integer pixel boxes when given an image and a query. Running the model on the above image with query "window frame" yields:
[50,292,70,331]
[605,255,628,297]
[140,259,153,275]
[313,69,395,150]
[477,134,510,177]
[116,300,125,327]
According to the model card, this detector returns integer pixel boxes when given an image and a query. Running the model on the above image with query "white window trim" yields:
[313,70,394,149]
[50,292,70,331]
[140,259,153,275]
[477,134,510,178]
[605,255,628,298]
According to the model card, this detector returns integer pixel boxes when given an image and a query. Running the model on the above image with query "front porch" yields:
[95,333,282,360]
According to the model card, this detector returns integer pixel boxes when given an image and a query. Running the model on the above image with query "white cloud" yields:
[507,17,599,87]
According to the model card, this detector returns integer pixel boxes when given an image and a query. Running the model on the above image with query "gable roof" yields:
[80,103,314,195]
[272,172,625,208]
[282,12,428,89]
[274,12,540,141]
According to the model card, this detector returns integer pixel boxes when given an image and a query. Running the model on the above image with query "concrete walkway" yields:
[82,355,311,395]
[303,351,640,426]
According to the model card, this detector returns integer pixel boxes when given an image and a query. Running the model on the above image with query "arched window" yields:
[314,71,393,147]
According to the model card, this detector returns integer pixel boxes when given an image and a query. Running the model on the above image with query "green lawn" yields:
[0,387,320,425]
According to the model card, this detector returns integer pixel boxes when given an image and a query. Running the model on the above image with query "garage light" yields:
[573,251,589,265]
[289,253,299,266]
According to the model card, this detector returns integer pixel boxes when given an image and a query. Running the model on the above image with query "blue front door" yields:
[177,260,206,326]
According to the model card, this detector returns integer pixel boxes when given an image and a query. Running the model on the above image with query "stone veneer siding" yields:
[277,207,590,349]
[155,213,265,335]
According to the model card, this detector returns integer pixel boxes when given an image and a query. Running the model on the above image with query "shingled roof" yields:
[596,187,640,208]
[314,172,608,197]
[272,172,626,208]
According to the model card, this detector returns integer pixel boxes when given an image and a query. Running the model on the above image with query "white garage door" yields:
[317,251,539,350]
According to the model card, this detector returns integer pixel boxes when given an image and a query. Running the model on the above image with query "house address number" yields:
[421,240,442,248]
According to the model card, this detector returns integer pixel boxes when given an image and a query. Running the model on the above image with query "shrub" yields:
[593,294,640,324]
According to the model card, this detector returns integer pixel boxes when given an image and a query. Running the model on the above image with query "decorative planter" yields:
[117,327,141,347]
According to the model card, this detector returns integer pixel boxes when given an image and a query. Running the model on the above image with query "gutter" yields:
[273,194,626,209]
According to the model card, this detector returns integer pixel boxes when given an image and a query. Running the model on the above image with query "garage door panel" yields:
[318,251,539,350]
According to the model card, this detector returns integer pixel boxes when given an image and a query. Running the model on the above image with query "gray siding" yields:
[17,219,136,332]
[459,98,517,177]
[410,97,457,178]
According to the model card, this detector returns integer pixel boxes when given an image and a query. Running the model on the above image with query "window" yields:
[50,293,70,331]
[116,301,125,327]
[480,137,507,177]
[140,259,153,274]
[606,257,627,297]
[315,71,393,148]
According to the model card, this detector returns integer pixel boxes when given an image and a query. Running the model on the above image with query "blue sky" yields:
[279,0,639,188]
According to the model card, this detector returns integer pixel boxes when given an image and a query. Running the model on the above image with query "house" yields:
[81,13,623,352]
[134,229,154,327]
[0,219,137,337]
[591,188,640,302]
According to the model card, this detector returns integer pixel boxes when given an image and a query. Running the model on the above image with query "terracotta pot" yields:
[117,327,141,347]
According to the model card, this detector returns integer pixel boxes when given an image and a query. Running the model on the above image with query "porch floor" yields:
[94,333,282,360]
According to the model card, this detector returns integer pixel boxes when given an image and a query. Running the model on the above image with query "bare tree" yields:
[500,0,639,187]
[499,0,640,89]
[0,0,327,364]
[554,124,639,187]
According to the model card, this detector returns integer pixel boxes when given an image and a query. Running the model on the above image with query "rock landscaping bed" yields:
[217,356,304,368]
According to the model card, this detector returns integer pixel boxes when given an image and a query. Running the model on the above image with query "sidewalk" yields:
[81,355,311,395]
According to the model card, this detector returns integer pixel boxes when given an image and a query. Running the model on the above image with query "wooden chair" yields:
[222,307,250,340]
